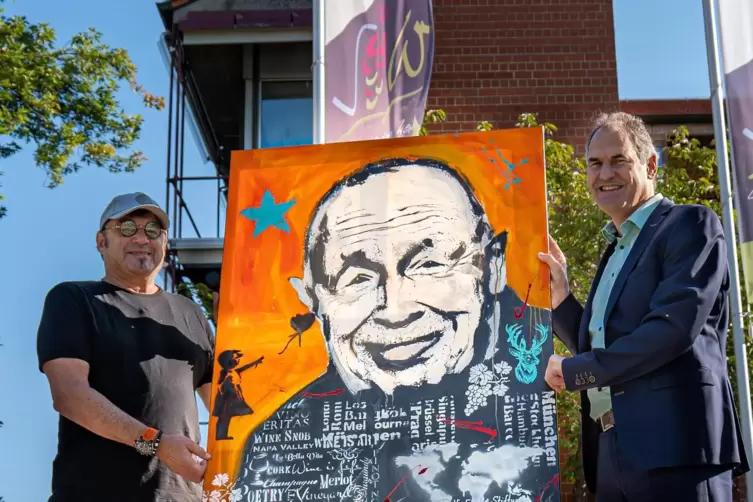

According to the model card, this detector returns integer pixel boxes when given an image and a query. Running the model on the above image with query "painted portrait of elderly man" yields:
[218,155,560,502]
[288,157,538,394]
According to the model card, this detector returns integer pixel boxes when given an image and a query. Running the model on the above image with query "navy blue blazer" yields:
[552,198,750,493]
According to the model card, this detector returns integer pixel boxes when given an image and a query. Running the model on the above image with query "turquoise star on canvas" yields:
[240,190,296,238]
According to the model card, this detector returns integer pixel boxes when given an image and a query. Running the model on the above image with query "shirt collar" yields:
[601,194,664,243]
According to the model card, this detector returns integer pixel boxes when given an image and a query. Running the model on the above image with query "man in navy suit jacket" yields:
[539,111,750,501]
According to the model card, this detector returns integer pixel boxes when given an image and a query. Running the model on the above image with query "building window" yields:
[258,80,313,148]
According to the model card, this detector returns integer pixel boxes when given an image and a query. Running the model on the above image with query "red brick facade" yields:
[620,98,712,117]
[426,0,619,150]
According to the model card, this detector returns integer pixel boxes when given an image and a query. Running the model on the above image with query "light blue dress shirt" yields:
[587,193,664,421]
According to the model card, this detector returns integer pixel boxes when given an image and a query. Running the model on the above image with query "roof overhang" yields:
[183,27,312,45]
[157,0,312,32]
[169,238,224,290]
[170,237,224,265]
[620,99,713,125]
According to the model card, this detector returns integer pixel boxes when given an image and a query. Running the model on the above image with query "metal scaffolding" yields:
[161,27,227,293]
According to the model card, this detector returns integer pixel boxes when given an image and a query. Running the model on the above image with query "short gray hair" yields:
[586,112,656,165]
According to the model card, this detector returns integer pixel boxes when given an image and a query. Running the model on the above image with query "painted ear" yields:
[487,231,508,295]
[648,150,659,178]
[289,277,314,312]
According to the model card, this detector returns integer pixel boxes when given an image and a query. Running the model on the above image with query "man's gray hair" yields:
[587,112,657,165]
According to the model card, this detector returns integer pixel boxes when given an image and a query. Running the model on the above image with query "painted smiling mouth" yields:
[365,331,443,371]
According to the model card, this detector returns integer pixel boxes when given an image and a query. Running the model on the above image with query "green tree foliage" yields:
[419,109,446,136]
[177,281,215,321]
[0,1,164,218]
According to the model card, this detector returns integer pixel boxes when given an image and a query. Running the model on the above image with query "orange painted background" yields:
[203,127,551,490]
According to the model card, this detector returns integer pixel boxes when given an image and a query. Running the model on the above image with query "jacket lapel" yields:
[603,198,674,323]
[579,241,616,351]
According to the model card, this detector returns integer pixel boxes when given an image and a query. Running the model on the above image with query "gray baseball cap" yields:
[99,192,170,230]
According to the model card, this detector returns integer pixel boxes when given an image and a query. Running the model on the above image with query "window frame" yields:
[255,78,314,149]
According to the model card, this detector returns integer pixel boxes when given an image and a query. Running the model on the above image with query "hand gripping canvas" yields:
[204,128,561,502]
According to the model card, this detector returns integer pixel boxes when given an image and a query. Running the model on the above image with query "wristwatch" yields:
[134,427,163,456]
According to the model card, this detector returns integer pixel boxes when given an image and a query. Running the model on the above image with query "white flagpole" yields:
[312,0,326,145]
[702,1,753,498]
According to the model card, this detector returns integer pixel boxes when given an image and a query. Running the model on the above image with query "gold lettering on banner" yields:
[388,12,432,91]
[337,10,433,142]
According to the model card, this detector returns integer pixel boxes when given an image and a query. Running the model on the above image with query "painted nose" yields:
[373,276,424,328]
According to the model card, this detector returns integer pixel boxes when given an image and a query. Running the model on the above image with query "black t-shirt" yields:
[36,281,215,502]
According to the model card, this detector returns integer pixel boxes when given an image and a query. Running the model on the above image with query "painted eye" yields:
[410,259,448,274]
[346,274,372,287]
[335,268,378,292]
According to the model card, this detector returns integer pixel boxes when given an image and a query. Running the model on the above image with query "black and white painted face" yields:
[292,164,491,395]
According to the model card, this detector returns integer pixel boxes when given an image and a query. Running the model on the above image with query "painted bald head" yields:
[289,158,501,395]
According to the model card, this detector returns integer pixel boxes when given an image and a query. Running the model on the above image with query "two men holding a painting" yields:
[35,109,749,502]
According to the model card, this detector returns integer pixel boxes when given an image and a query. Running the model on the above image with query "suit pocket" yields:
[649,367,716,390]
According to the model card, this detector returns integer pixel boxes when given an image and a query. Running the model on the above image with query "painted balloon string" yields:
[383,465,429,502]
[514,280,534,319]
[278,313,316,355]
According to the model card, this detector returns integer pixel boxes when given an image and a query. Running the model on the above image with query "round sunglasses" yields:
[104,220,164,240]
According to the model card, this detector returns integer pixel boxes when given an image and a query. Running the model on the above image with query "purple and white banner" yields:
[718,0,753,300]
[324,0,434,143]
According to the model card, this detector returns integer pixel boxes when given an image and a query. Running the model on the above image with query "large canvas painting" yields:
[204,128,560,502]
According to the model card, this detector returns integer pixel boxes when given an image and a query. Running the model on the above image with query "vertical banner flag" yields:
[324,0,434,143]
[718,0,753,297]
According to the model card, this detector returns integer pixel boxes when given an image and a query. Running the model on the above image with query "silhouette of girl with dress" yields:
[213,350,264,440]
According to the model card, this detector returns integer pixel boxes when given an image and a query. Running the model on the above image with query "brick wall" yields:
[425,0,619,151]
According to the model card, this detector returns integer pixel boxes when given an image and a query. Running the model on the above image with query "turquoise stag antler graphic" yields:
[506,323,549,384]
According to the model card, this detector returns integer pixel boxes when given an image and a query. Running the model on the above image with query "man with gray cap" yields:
[36,193,216,502]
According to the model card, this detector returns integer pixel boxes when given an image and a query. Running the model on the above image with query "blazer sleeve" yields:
[552,293,583,355]
[561,206,726,391]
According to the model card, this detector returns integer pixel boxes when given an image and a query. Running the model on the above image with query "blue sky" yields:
[0,0,711,499]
